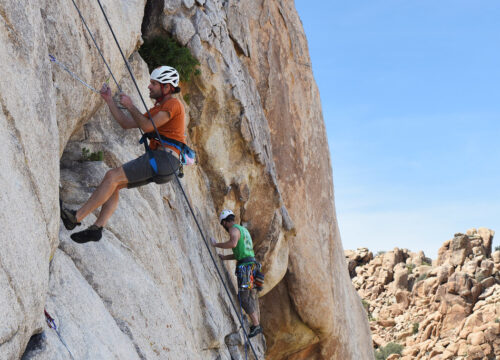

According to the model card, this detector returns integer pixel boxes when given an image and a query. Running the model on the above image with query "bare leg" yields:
[248,312,259,326]
[76,167,128,222]
[94,183,126,228]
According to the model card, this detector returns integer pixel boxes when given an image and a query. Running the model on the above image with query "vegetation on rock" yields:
[81,147,103,162]
[375,342,403,360]
[139,36,200,83]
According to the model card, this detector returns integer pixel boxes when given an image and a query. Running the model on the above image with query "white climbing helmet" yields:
[219,209,234,224]
[150,66,180,87]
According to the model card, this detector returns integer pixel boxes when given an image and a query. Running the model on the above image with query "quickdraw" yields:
[49,54,100,94]
[44,309,76,360]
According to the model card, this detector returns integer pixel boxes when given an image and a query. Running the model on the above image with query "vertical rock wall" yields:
[242,1,373,358]
[0,0,373,359]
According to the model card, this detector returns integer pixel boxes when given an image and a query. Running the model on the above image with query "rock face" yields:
[347,228,500,360]
[0,0,372,359]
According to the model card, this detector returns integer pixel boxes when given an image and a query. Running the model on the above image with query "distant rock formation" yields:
[346,228,500,360]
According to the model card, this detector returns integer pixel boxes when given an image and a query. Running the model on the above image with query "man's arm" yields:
[212,227,240,249]
[210,227,240,249]
[100,85,137,129]
[219,254,236,261]
[120,94,170,133]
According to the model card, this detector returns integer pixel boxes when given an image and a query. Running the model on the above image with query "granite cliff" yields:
[0,0,372,359]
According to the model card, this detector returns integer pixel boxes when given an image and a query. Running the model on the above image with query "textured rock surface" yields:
[0,0,373,359]
[347,228,500,360]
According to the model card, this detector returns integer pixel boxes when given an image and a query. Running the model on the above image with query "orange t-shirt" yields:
[144,98,186,155]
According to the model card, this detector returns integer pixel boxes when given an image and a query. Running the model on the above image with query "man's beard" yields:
[149,90,160,100]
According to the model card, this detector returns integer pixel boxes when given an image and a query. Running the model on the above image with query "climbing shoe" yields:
[60,201,81,230]
[70,225,103,244]
[248,325,263,338]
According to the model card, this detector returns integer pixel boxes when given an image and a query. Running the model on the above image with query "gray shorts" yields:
[123,150,179,189]
[239,289,257,315]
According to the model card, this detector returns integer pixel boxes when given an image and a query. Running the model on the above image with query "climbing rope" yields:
[238,293,249,360]
[70,0,122,92]
[64,1,260,358]
[44,309,76,360]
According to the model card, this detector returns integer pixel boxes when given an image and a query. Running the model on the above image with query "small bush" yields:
[139,36,200,83]
[412,322,419,334]
[361,299,375,321]
[422,260,431,266]
[376,251,386,257]
[81,147,103,162]
[494,318,499,324]
[494,245,500,252]
[375,342,404,360]
[406,264,415,274]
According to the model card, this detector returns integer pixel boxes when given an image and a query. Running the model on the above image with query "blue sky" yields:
[294,1,500,258]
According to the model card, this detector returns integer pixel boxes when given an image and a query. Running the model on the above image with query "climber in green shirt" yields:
[210,209,263,338]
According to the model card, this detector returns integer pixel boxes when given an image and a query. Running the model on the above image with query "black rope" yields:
[93,1,260,358]
[238,293,249,360]
[70,0,122,92]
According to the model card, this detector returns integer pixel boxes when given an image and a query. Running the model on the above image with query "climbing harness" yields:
[140,132,196,165]
[139,132,196,179]
[236,262,259,290]
[66,1,259,358]
[236,262,265,292]
[49,54,99,94]
[235,257,265,292]
[44,309,76,360]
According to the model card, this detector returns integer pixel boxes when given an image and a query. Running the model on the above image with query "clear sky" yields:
[294,0,500,258]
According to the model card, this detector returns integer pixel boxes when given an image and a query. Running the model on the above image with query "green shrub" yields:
[375,342,404,360]
[494,245,500,252]
[81,147,103,162]
[361,299,375,321]
[412,322,419,334]
[376,251,386,257]
[139,36,200,83]
[406,264,415,274]
[495,318,500,324]
[422,260,431,266]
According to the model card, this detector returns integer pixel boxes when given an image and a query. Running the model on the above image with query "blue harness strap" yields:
[149,155,159,174]
[139,135,160,174]
[140,132,196,166]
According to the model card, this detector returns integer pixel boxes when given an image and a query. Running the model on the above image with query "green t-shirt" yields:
[232,224,255,261]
